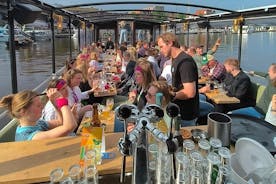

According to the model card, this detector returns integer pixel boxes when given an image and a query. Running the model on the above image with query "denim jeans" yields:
[178,117,198,127]
[119,29,128,44]
[228,107,264,119]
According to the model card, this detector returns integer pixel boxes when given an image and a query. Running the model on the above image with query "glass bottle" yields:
[91,103,101,127]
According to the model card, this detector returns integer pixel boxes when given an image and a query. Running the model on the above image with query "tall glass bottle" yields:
[91,103,101,127]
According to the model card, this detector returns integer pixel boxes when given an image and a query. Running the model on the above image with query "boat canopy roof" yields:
[13,0,276,27]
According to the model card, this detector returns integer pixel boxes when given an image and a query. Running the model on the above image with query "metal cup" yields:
[207,112,232,147]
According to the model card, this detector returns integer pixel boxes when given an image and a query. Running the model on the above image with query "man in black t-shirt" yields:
[157,32,199,126]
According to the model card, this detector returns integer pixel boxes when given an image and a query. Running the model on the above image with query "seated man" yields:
[230,63,276,119]
[215,58,255,113]
[201,55,226,82]
[265,94,276,126]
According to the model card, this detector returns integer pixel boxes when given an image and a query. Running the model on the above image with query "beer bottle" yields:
[91,103,101,127]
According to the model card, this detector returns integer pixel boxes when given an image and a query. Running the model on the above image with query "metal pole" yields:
[78,27,81,52]
[7,0,17,93]
[84,23,87,46]
[205,22,210,52]
[68,16,72,59]
[187,23,190,47]
[238,24,243,65]
[50,12,56,74]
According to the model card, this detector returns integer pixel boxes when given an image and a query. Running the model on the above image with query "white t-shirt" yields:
[160,65,172,85]
[265,101,276,126]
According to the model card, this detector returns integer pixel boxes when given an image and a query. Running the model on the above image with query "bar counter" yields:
[0,133,131,184]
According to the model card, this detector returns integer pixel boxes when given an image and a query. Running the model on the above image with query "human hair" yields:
[90,52,98,61]
[157,32,180,48]
[47,78,66,90]
[270,63,276,72]
[0,90,38,118]
[224,58,240,70]
[135,58,156,89]
[64,68,83,87]
[127,47,137,61]
[149,81,172,106]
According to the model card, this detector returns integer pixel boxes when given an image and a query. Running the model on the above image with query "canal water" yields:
[0,32,276,99]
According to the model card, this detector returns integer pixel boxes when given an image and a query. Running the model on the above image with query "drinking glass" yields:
[85,150,96,169]
[61,177,74,184]
[218,147,231,167]
[176,152,190,184]
[183,139,195,155]
[49,168,64,184]
[106,97,114,111]
[148,143,158,182]
[190,150,204,173]
[190,169,203,184]
[68,164,81,183]
[209,137,222,153]
[198,139,211,158]
[84,165,98,184]
[206,152,221,184]
[216,165,232,184]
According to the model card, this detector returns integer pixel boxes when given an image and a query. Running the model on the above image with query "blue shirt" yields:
[15,120,49,141]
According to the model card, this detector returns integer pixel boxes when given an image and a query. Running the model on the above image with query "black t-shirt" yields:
[171,52,199,120]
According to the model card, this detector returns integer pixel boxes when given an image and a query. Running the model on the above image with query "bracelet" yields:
[56,98,68,110]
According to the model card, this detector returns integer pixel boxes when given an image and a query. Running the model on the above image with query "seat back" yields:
[249,82,259,103]
[256,85,266,104]
[0,119,19,143]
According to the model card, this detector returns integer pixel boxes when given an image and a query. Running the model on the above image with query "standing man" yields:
[157,32,199,126]
[105,37,114,50]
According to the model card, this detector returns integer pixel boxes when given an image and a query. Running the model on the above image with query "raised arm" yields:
[33,88,77,140]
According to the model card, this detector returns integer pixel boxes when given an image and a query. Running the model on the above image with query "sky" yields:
[43,0,276,12]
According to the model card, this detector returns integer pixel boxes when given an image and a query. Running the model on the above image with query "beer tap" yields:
[117,103,183,184]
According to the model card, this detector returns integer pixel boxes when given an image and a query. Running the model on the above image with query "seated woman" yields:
[114,58,156,132]
[42,79,78,122]
[0,89,77,141]
[64,68,97,121]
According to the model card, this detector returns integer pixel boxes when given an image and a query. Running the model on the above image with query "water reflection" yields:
[0,38,79,98]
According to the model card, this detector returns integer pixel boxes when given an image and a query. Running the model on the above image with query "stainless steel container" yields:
[207,112,232,147]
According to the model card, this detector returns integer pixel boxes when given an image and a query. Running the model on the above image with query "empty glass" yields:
[176,152,190,184]
[190,169,203,184]
[216,165,232,184]
[209,137,222,153]
[206,152,221,184]
[218,147,231,167]
[198,139,211,158]
[148,143,158,183]
[190,150,204,173]
[84,165,98,184]
[183,139,195,155]
[68,164,81,183]
[49,168,64,184]
[85,149,96,168]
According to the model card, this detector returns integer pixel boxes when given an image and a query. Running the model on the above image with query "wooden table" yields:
[205,89,240,104]
[198,76,209,85]
[0,133,131,184]
[76,110,115,134]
